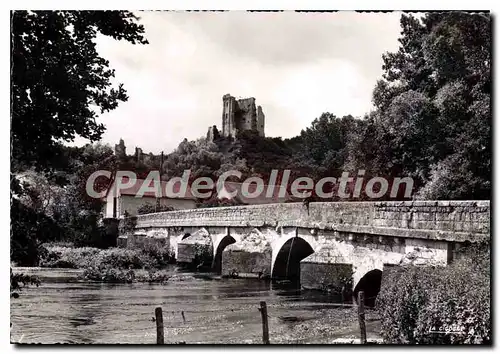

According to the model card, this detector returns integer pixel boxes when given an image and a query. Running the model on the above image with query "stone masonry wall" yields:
[134,201,490,243]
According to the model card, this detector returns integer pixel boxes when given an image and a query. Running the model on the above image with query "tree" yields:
[294,113,356,179]
[164,138,226,181]
[373,14,435,111]
[15,170,64,215]
[10,11,148,265]
[11,198,64,265]
[421,12,491,199]
[11,10,148,173]
[352,12,490,200]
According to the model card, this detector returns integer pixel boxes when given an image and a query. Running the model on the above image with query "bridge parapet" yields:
[134,201,490,243]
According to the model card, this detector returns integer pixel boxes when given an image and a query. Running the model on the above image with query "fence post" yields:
[259,301,270,344]
[357,291,367,344]
[155,307,164,344]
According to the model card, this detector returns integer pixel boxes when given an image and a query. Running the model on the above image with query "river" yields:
[10,268,382,344]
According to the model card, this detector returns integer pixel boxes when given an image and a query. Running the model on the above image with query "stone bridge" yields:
[121,201,490,297]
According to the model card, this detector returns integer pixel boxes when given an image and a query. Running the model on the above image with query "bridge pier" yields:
[221,228,273,278]
[176,228,213,269]
[300,246,353,293]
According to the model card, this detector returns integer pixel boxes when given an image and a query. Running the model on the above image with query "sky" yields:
[87,11,403,154]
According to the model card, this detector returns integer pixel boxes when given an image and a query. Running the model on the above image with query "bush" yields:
[39,245,175,284]
[39,246,159,270]
[11,198,65,266]
[67,212,107,248]
[82,267,171,283]
[91,248,157,269]
[192,243,213,270]
[141,242,175,267]
[39,246,100,268]
[137,269,171,283]
[377,242,490,344]
[82,266,136,283]
[11,268,40,297]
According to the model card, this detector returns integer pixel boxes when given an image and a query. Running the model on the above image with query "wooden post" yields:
[357,291,367,344]
[259,301,270,344]
[155,307,164,344]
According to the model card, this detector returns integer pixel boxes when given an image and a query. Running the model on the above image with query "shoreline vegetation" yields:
[377,241,490,344]
[37,243,181,283]
[12,242,220,284]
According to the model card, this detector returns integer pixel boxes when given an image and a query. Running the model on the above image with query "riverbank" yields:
[12,267,84,282]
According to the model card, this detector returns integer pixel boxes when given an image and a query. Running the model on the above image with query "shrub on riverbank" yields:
[10,268,40,298]
[377,242,490,344]
[39,246,100,268]
[92,248,157,269]
[82,266,136,283]
[141,242,175,267]
[82,267,171,283]
[39,245,159,270]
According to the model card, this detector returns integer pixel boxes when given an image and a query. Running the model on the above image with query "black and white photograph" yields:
[9,6,491,346]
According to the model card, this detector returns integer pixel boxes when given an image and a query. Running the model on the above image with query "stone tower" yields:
[114,138,126,158]
[134,147,143,162]
[257,106,265,135]
[221,93,265,138]
[222,94,237,138]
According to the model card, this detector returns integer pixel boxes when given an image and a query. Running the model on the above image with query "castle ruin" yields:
[114,139,150,164]
[114,138,126,158]
[221,94,265,138]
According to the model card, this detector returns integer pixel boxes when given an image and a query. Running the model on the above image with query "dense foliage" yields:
[39,244,173,270]
[39,244,174,283]
[10,198,65,266]
[11,10,147,171]
[352,13,490,199]
[11,10,148,265]
[82,267,174,283]
[377,242,490,344]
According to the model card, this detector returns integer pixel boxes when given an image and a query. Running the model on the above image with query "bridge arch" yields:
[271,234,318,281]
[212,235,236,273]
[353,268,382,307]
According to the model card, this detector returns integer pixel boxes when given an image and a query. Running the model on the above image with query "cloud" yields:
[84,11,402,154]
